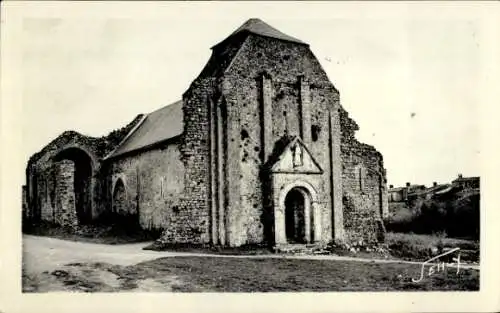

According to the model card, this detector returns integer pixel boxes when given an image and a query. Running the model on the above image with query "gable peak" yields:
[213,18,308,49]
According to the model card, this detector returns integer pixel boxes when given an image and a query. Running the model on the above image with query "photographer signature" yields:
[412,247,461,283]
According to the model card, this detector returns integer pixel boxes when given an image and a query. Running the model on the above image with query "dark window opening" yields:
[311,125,321,142]
[240,129,249,141]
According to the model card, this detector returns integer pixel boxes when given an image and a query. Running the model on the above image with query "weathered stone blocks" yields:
[54,160,78,227]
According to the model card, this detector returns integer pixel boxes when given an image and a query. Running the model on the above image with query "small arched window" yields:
[112,178,127,215]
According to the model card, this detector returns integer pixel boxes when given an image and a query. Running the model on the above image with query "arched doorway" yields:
[54,147,93,224]
[112,179,127,215]
[284,187,309,243]
[275,180,319,245]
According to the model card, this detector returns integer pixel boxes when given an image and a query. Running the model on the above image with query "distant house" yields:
[423,182,452,199]
[388,186,406,202]
[389,175,480,205]
[452,174,480,190]
[388,182,426,202]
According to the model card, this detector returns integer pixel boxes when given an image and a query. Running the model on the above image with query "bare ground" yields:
[22,235,188,292]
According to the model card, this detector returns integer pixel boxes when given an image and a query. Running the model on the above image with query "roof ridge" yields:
[148,99,182,115]
[103,114,148,160]
[106,100,184,159]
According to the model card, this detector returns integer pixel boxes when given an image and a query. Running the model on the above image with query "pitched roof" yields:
[214,18,307,48]
[424,184,450,193]
[107,100,183,159]
[388,187,406,192]
[434,186,454,195]
[453,176,480,182]
[389,184,426,193]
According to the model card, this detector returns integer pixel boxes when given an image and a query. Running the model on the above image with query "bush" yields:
[386,232,479,262]
[385,188,479,240]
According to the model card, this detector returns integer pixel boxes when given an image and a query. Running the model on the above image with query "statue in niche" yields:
[292,144,303,168]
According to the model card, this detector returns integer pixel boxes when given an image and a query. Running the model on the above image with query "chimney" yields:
[406,182,410,187]
[433,182,437,187]
[458,173,463,179]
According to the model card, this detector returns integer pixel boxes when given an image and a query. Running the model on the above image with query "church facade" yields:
[24,19,389,248]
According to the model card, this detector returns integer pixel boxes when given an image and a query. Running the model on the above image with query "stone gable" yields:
[268,136,323,174]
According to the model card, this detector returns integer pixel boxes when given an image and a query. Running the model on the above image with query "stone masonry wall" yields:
[54,160,78,227]
[37,165,56,222]
[155,35,249,246]
[159,80,217,244]
[25,115,143,224]
[27,133,99,224]
[22,185,28,218]
[110,141,185,231]
[221,34,342,246]
[340,107,387,244]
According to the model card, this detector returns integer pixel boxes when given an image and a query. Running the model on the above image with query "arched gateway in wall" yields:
[53,146,95,224]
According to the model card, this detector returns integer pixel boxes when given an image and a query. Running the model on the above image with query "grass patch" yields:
[24,256,479,292]
[146,256,478,291]
[386,232,479,262]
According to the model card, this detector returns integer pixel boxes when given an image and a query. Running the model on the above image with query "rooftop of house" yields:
[388,184,426,192]
[453,176,480,182]
[388,187,406,192]
[425,183,451,193]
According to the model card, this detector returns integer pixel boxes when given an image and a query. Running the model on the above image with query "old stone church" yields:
[24,19,389,248]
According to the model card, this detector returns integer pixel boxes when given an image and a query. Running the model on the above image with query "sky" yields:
[7,2,493,187]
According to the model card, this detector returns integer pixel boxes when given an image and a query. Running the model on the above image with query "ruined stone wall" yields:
[54,160,78,227]
[167,80,215,244]
[221,34,343,246]
[22,185,28,218]
[30,159,79,227]
[339,107,387,244]
[25,115,143,224]
[38,165,56,222]
[109,141,185,231]
[26,133,99,223]
[158,37,249,246]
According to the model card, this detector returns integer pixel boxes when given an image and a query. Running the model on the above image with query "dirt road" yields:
[23,235,190,292]
[23,235,171,274]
